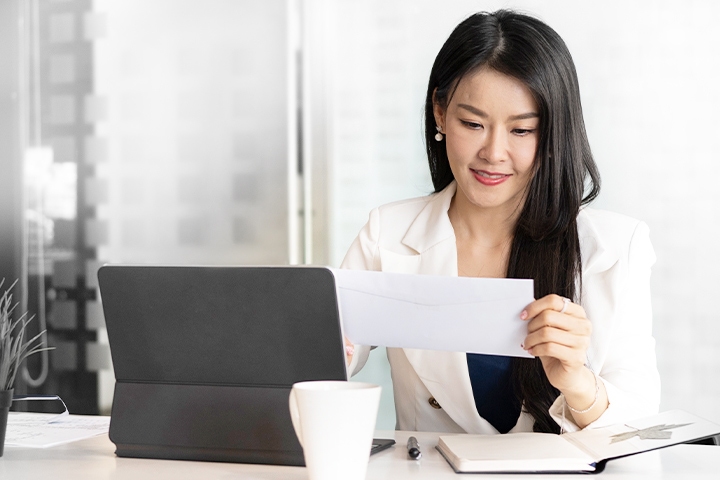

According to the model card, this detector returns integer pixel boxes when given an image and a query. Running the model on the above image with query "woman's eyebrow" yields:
[457,103,539,121]
[457,103,488,117]
[508,112,540,121]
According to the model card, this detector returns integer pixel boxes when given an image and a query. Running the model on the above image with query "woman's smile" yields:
[471,169,511,186]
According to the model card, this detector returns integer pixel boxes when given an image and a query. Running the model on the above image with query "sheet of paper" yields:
[331,269,534,358]
[4,412,110,448]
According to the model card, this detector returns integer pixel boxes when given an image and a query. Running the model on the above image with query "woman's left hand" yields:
[520,294,591,393]
[521,294,608,426]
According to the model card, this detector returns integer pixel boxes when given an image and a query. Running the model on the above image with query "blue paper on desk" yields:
[331,269,534,358]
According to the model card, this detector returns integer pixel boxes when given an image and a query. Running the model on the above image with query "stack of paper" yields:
[5,412,110,448]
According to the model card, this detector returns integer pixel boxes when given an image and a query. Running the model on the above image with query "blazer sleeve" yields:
[339,207,381,377]
[550,221,661,431]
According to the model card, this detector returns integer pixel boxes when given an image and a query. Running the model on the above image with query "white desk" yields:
[1,428,717,479]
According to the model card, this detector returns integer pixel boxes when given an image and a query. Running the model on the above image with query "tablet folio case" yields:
[98,266,347,465]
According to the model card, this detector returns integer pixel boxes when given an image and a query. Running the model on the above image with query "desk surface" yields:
[1,428,717,479]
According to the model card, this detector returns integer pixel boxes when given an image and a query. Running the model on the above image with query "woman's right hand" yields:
[344,337,355,366]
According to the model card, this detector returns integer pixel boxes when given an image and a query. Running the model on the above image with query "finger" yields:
[523,326,590,352]
[522,294,586,321]
[526,341,587,365]
[523,294,571,319]
[526,309,592,336]
[344,336,355,365]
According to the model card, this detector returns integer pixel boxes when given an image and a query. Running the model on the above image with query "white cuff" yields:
[550,376,660,432]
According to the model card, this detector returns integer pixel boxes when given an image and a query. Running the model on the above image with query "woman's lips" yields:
[471,168,511,186]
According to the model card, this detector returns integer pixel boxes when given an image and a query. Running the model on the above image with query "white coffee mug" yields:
[289,381,381,480]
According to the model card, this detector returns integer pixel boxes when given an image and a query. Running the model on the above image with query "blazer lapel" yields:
[401,182,455,255]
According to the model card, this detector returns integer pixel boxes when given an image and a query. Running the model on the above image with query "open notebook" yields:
[437,410,720,474]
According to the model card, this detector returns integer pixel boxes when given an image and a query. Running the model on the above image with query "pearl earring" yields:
[435,126,444,142]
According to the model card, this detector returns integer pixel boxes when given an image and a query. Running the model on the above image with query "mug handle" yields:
[288,388,303,447]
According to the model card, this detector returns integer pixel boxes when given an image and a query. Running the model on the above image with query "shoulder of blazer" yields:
[578,207,649,275]
[374,193,438,221]
[373,183,457,254]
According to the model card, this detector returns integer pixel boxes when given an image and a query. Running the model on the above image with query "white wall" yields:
[319,0,720,428]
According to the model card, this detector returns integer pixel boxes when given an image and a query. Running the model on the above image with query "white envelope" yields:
[330,269,534,358]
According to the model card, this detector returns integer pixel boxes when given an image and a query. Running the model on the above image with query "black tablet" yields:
[100,265,356,466]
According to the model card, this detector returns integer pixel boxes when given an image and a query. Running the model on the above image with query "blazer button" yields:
[428,397,442,409]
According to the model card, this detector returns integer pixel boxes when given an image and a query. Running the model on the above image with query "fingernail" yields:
[520,310,528,320]
[345,345,355,356]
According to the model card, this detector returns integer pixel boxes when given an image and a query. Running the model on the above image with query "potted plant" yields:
[0,278,51,457]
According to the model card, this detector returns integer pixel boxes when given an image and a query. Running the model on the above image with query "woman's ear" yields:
[432,88,445,131]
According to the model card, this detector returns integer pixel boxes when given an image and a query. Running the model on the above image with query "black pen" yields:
[407,436,421,460]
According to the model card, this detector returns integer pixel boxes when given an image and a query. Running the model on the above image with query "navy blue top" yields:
[466,353,522,433]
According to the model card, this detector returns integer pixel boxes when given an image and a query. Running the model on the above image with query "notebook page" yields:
[563,410,720,462]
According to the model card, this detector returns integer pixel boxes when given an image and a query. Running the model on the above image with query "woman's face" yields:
[434,68,539,217]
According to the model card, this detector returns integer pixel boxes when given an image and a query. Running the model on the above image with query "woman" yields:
[342,10,660,434]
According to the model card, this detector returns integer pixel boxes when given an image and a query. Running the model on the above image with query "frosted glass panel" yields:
[49,12,75,43]
[49,54,75,83]
[93,0,290,265]
[49,95,75,124]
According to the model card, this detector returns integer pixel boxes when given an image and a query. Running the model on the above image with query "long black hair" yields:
[425,10,601,433]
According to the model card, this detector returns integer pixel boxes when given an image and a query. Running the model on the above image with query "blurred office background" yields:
[0,0,718,429]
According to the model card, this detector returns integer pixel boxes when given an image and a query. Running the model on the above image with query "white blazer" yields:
[341,182,661,433]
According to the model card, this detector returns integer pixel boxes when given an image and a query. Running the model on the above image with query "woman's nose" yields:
[479,128,507,163]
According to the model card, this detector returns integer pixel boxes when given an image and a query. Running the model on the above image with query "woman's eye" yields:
[512,128,535,136]
[460,120,483,129]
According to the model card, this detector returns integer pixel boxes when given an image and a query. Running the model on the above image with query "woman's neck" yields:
[448,192,520,247]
